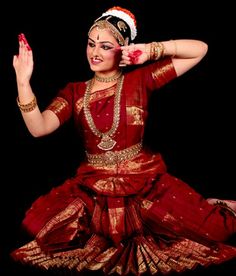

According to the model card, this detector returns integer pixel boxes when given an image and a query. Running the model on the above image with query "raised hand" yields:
[13,33,34,84]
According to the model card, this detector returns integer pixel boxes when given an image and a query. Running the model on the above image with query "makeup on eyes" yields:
[88,39,116,51]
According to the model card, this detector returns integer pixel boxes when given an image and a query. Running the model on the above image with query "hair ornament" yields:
[98,6,137,41]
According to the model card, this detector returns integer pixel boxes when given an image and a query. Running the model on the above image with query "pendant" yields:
[97,134,116,151]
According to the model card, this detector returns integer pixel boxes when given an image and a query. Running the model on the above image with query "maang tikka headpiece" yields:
[88,6,137,46]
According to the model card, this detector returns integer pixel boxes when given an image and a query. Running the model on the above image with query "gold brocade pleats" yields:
[12,232,230,275]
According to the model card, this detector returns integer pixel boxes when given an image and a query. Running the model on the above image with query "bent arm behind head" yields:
[166,39,208,76]
[120,39,208,77]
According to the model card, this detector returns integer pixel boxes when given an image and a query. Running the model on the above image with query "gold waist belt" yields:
[86,142,142,166]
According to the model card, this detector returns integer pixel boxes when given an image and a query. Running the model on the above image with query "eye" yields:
[88,42,95,48]
[101,45,113,50]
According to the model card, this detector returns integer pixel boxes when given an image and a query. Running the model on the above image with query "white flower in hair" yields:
[101,6,137,41]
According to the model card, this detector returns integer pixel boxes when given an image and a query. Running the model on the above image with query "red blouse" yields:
[46,57,176,154]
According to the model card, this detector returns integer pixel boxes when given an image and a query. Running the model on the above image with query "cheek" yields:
[105,51,114,59]
[106,50,120,63]
[86,46,91,57]
[86,48,95,64]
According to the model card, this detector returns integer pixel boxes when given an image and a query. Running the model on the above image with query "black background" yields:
[0,0,235,275]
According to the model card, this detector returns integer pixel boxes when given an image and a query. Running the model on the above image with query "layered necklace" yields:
[94,70,122,83]
[83,74,124,151]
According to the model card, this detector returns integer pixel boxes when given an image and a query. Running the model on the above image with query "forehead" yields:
[88,27,118,44]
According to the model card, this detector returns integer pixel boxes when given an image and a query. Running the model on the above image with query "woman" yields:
[12,6,236,275]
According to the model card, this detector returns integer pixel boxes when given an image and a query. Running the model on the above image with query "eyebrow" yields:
[88,37,115,46]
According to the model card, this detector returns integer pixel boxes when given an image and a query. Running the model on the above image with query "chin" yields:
[89,64,102,72]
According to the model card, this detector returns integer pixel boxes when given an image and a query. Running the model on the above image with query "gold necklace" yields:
[83,75,124,151]
[94,71,122,83]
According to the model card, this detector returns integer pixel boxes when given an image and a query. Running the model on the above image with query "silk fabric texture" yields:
[12,58,236,274]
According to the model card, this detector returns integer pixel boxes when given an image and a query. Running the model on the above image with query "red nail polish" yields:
[19,33,32,51]
[18,34,23,41]
[21,34,27,43]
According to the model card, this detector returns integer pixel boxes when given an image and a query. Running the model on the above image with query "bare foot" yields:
[207,198,236,215]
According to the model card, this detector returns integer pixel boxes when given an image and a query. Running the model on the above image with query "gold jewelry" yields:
[94,71,122,83]
[17,95,37,113]
[150,42,164,60]
[171,40,177,57]
[88,20,125,46]
[86,142,142,166]
[83,74,124,151]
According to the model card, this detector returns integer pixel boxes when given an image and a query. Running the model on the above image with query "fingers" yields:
[17,33,32,58]
[119,45,133,66]
[14,33,34,74]
[13,55,17,67]
[119,44,143,66]
[18,33,32,51]
[15,33,33,66]
[119,56,131,67]
[119,61,127,67]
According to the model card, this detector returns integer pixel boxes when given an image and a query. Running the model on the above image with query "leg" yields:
[145,173,236,242]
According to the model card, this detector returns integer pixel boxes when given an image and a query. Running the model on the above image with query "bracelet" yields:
[16,95,37,112]
[171,40,177,57]
[150,42,164,60]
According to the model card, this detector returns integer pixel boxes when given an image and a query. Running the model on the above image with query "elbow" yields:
[29,128,48,138]
[195,41,208,64]
[29,124,56,138]
[201,41,208,58]
[30,131,45,138]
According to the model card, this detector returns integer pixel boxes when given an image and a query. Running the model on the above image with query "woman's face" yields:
[87,27,121,73]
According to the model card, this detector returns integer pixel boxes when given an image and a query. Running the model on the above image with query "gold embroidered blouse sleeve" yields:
[46,96,71,125]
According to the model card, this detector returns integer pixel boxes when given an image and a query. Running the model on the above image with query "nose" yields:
[92,45,100,57]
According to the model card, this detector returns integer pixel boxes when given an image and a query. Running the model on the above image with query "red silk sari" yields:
[12,58,236,274]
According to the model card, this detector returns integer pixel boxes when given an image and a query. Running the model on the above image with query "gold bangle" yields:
[16,95,37,113]
[171,40,177,57]
[150,42,164,61]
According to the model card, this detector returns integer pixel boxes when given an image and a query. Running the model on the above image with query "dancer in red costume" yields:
[12,6,236,275]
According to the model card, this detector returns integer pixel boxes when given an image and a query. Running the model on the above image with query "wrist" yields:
[16,94,37,113]
[145,43,151,60]
[16,78,31,88]
[147,42,165,61]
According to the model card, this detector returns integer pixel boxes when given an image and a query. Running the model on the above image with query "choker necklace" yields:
[94,71,122,83]
[83,74,124,151]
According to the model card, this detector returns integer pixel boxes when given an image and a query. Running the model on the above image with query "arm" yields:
[13,34,60,137]
[120,39,208,77]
